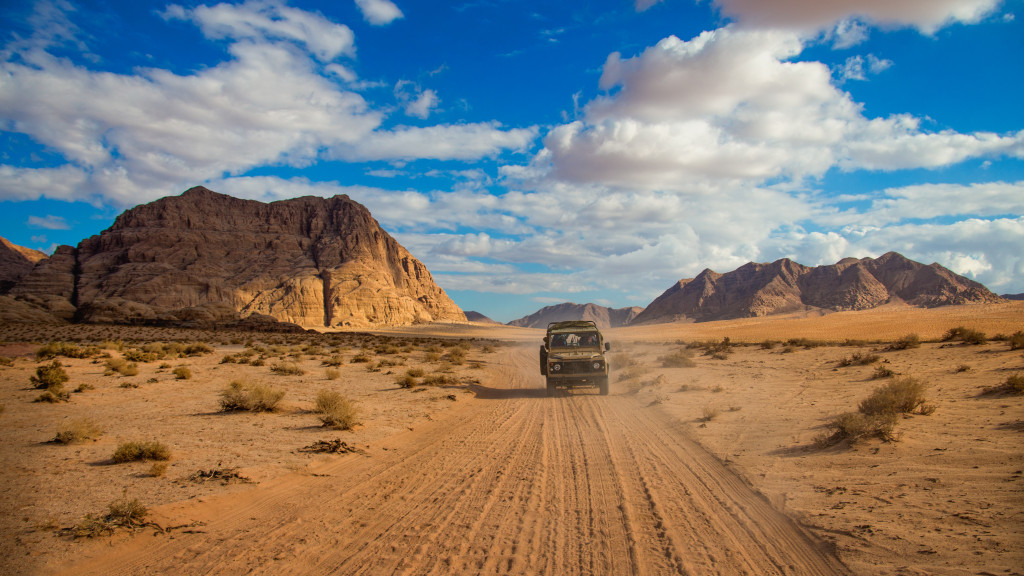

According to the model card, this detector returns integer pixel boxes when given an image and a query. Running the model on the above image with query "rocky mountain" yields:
[632,252,1004,324]
[7,187,465,328]
[464,311,500,324]
[1003,293,1024,301]
[508,302,643,329]
[0,237,47,293]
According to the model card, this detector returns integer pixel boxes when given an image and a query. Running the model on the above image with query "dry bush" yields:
[112,440,171,463]
[30,360,69,389]
[984,373,1024,395]
[270,362,305,376]
[871,364,895,379]
[886,333,921,351]
[148,462,168,477]
[0,356,12,367]
[396,373,418,388]
[314,389,360,429]
[942,326,987,345]
[321,355,344,367]
[172,366,192,380]
[659,348,696,368]
[104,358,139,377]
[954,364,972,373]
[325,368,340,380]
[816,412,900,447]
[219,380,285,412]
[36,342,94,361]
[423,374,460,387]
[66,495,149,538]
[54,418,104,444]
[759,340,777,350]
[700,405,720,422]
[837,352,880,367]
[859,376,930,416]
[350,353,372,363]
[444,348,467,365]
[1008,331,1024,351]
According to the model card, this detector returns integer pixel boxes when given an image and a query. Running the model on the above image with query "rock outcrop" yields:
[464,311,500,324]
[632,252,1004,324]
[7,187,465,328]
[508,302,643,330]
[0,237,47,293]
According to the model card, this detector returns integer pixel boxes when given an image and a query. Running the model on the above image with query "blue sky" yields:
[1,0,1022,323]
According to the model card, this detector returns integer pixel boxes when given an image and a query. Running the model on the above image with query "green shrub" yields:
[313,389,360,429]
[36,342,91,361]
[112,440,171,463]
[219,380,285,412]
[104,358,138,376]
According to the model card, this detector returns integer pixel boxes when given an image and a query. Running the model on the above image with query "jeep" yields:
[540,320,611,396]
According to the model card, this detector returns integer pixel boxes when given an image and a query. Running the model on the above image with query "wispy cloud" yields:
[27,214,70,229]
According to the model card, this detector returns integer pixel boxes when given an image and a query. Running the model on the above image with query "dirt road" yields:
[55,345,849,575]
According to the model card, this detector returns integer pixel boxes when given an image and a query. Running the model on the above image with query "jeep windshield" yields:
[548,331,601,349]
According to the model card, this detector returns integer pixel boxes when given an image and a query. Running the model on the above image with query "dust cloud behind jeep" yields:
[540,320,610,396]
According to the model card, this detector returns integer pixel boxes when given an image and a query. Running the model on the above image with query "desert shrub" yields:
[123,348,159,363]
[858,376,929,416]
[314,389,360,429]
[270,362,305,376]
[219,380,285,412]
[659,348,696,368]
[759,340,777,350]
[887,334,921,351]
[423,374,459,387]
[871,365,895,379]
[322,355,344,367]
[954,364,972,373]
[396,373,418,388]
[104,358,138,377]
[36,342,91,361]
[1008,331,1024,351]
[0,356,14,367]
[54,418,104,444]
[325,368,340,380]
[67,495,149,537]
[112,440,171,463]
[36,386,70,403]
[148,462,168,477]
[220,354,238,364]
[407,367,425,378]
[31,360,69,389]
[172,366,192,380]
[75,383,94,392]
[837,352,880,367]
[984,373,1024,395]
[350,354,372,363]
[787,338,825,349]
[444,348,466,365]
[942,326,987,345]
[817,412,900,447]
[184,342,213,356]
[700,405,720,422]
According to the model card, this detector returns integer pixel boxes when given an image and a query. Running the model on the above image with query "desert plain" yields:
[1,301,1022,575]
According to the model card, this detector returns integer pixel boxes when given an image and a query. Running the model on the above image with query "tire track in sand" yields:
[54,344,849,576]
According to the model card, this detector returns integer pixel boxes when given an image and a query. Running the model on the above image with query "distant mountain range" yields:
[1,194,1007,330]
[631,252,1003,324]
[507,302,644,329]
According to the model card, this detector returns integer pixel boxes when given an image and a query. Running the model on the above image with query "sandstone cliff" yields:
[0,237,47,293]
[8,187,465,328]
[632,252,1003,324]
[508,302,643,330]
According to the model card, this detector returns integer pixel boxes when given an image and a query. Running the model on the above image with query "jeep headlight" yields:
[551,363,561,371]
[593,361,602,370]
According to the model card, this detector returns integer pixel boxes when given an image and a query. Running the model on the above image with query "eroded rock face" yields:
[0,237,48,294]
[9,187,465,328]
[632,252,1004,324]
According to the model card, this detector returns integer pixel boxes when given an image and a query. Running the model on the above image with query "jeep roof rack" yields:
[546,320,599,331]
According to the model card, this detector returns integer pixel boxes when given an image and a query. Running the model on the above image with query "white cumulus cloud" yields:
[354,0,404,26]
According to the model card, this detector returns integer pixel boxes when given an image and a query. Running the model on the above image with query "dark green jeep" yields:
[540,320,610,396]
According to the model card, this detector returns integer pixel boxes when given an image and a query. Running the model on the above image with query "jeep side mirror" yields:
[605,342,611,351]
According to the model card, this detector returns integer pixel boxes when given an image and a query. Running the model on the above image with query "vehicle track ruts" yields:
[55,344,849,576]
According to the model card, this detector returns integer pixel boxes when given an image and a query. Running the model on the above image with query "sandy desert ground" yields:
[0,302,1022,575]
